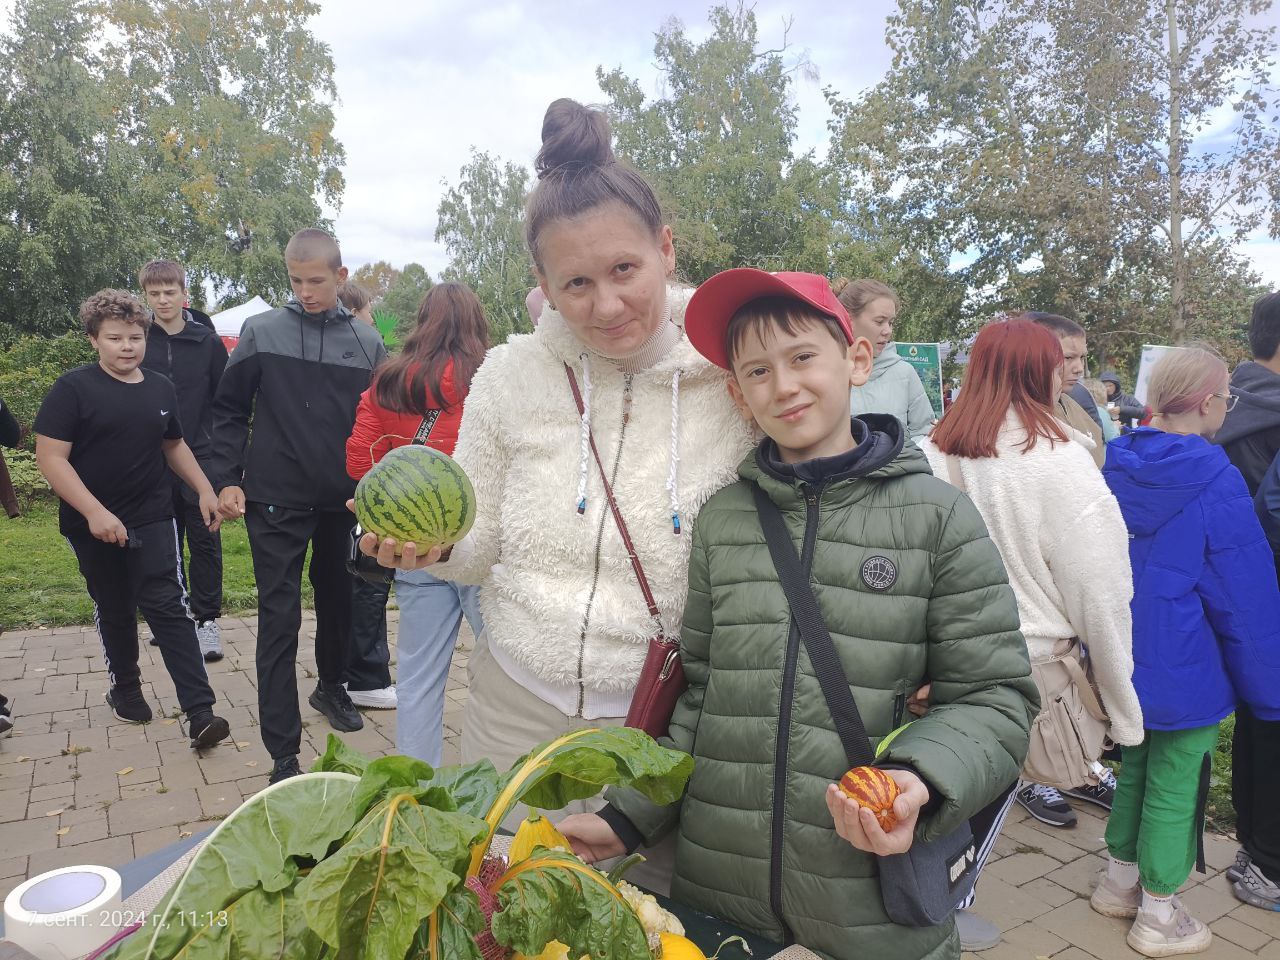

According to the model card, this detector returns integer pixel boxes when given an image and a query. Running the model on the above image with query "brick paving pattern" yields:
[1,614,1277,959]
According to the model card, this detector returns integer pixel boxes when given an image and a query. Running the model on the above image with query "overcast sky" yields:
[2,0,1277,289]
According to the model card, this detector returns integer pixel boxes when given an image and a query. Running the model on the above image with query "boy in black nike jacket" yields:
[211,229,387,782]
[139,259,229,661]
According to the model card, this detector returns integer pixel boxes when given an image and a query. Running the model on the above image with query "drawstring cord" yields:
[668,369,682,534]
[576,352,593,514]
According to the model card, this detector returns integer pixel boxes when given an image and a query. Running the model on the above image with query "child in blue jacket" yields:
[1098,345,1280,957]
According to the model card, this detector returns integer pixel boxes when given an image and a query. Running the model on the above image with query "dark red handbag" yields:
[565,364,686,739]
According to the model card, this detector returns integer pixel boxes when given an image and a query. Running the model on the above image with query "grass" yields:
[1206,714,1237,834]
[0,496,311,629]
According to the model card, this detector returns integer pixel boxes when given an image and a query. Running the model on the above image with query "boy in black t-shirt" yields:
[34,290,231,750]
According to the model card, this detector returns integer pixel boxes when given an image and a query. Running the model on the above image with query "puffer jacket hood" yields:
[1100,371,1123,392]
[745,413,918,494]
[868,345,905,380]
[1216,361,1280,445]
[1104,428,1230,536]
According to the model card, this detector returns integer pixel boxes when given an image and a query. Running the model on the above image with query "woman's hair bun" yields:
[535,98,615,179]
[831,277,850,296]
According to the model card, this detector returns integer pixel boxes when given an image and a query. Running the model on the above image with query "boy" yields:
[560,270,1037,960]
[139,259,229,661]
[1020,311,1106,467]
[211,229,387,783]
[33,290,230,750]
[1218,291,1280,912]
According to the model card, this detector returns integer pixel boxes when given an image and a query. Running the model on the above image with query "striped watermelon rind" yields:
[354,445,476,552]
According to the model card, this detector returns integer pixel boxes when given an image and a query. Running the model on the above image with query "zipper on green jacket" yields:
[768,481,821,943]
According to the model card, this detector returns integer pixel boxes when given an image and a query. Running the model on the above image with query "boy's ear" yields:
[849,337,874,387]
[336,265,349,284]
[725,375,756,425]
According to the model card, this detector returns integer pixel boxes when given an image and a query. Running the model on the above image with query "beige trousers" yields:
[461,640,676,893]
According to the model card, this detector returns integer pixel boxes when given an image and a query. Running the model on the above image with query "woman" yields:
[345,282,489,765]
[918,320,1142,945]
[834,278,933,440]
[363,99,753,790]
[1096,346,1280,957]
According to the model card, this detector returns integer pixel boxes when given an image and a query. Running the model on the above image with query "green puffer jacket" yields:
[611,424,1037,960]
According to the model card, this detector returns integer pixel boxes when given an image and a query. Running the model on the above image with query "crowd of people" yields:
[3,95,1280,960]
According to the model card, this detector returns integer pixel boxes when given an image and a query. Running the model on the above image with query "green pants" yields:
[1105,725,1219,895]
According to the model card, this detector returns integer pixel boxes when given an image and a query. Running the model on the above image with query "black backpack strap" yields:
[412,409,442,444]
[751,483,875,769]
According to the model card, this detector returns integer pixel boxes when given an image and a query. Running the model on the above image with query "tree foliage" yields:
[380,263,433,333]
[435,150,532,344]
[828,0,1278,349]
[0,0,344,337]
[351,261,400,300]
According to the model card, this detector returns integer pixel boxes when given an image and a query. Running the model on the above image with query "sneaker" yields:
[1232,862,1280,911]
[148,635,160,646]
[308,684,364,732]
[954,909,1001,951]
[196,620,224,662]
[1091,872,1141,919]
[1016,782,1077,827]
[1225,848,1251,883]
[0,696,12,737]
[1126,897,1212,957]
[187,710,231,750]
[105,687,153,723]
[1063,765,1117,811]
[344,683,397,710]
[268,756,302,784]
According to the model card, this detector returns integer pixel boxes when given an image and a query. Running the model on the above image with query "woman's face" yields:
[536,203,675,357]
[850,297,897,357]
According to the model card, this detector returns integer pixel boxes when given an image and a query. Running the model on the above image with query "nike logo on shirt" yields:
[161,410,169,416]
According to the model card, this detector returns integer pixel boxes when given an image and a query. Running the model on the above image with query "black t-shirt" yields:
[34,364,184,536]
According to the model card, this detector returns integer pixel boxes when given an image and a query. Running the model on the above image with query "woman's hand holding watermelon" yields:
[345,497,447,570]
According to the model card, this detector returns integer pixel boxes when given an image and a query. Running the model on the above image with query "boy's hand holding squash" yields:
[825,769,930,856]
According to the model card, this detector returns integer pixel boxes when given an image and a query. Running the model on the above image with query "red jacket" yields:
[346,361,465,480]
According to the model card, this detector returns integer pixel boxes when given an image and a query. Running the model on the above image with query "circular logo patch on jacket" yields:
[860,555,898,592]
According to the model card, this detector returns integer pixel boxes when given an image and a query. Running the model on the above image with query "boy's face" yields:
[1058,334,1087,396]
[91,318,147,378]
[287,258,348,314]
[143,282,185,324]
[727,317,873,464]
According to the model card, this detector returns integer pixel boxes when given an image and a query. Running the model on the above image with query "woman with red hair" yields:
[919,318,1143,945]
[922,318,1144,806]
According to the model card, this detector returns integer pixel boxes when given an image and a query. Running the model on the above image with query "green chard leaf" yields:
[298,792,489,960]
[108,772,362,960]
[312,734,373,776]
[351,754,439,815]
[510,727,694,810]
[490,847,650,960]
[409,886,486,960]
[425,758,501,820]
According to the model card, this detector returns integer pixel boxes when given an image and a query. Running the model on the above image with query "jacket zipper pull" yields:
[622,374,634,424]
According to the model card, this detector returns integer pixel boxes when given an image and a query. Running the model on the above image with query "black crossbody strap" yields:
[751,484,875,768]
[412,409,442,445]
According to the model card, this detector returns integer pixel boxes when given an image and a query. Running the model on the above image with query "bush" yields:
[0,332,95,451]
[2,448,50,501]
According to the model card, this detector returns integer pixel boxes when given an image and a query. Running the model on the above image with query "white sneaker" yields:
[344,684,397,709]
[196,620,223,662]
[1127,897,1212,957]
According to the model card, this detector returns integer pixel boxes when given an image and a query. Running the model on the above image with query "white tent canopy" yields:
[210,296,271,340]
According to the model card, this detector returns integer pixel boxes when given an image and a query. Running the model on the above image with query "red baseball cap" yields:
[684,269,854,370]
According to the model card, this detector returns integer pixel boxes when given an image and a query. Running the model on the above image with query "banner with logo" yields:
[895,342,944,419]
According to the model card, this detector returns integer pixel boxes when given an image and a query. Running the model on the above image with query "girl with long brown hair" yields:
[345,281,490,764]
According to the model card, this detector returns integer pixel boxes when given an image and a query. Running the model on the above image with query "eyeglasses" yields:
[1211,393,1239,412]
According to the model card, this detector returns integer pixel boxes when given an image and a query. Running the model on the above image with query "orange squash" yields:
[838,765,900,832]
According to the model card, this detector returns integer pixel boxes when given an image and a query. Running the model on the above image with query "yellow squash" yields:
[507,811,571,865]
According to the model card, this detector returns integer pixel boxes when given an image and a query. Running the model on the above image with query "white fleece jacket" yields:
[432,286,754,719]
[919,413,1144,746]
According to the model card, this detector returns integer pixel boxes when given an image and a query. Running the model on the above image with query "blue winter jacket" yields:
[1103,428,1280,727]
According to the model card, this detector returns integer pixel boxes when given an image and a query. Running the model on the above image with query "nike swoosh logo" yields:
[161,410,169,416]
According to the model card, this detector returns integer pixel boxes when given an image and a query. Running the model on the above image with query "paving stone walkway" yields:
[1,614,1277,959]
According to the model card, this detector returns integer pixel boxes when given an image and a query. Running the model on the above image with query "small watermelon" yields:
[354,445,476,553]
